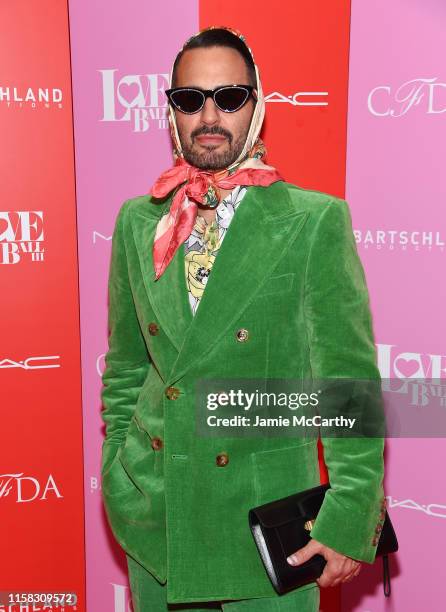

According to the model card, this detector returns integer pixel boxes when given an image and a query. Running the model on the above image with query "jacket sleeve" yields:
[100,200,151,474]
[303,197,385,563]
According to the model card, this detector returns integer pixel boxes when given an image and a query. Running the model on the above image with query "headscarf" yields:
[150,26,283,279]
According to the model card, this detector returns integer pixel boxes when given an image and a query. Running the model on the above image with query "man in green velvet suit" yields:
[100,27,385,611]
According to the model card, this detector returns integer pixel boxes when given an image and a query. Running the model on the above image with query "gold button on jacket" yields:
[148,322,159,335]
[165,386,180,400]
[235,328,249,342]
[151,437,163,450]
[216,452,229,467]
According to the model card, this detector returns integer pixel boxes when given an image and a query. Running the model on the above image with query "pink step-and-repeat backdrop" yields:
[1,1,444,610]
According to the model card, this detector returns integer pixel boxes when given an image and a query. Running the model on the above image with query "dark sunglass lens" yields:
[170,89,204,113]
[215,87,249,112]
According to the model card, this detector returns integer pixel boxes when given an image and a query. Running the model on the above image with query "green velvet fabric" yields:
[100,181,385,604]
[126,553,319,611]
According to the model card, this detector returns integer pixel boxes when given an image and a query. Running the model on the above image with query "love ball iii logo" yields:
[377,344,446,379]
[0,211,44,264]
[100,70,169,132]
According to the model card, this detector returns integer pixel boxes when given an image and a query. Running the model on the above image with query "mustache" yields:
[191,125,233,145]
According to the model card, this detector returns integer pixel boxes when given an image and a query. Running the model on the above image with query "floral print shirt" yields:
[184,185,247,316]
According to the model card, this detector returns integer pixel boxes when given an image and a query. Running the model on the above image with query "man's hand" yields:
[286,538,362,587]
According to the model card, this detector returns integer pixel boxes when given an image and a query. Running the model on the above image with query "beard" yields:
[180,124,249,171]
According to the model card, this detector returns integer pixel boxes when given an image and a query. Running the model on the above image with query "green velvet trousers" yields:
[126,554,320,612]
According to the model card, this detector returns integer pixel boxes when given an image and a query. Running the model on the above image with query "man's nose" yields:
[200,96,220,125]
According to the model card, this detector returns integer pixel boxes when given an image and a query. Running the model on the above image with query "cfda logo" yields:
[0,473,62,503]
[368,77,446,117]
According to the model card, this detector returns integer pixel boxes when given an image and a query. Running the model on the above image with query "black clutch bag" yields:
[249,483,398,597]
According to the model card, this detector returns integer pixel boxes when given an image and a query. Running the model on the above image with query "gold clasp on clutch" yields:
[304,519,315,532]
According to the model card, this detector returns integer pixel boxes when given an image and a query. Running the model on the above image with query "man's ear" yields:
[253,89,258,101]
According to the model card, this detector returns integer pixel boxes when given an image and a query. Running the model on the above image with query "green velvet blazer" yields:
[100,181,385,604]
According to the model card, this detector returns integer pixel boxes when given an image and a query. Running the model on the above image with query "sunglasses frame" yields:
[165,84,257,114]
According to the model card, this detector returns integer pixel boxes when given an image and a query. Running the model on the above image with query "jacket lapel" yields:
[131,196,193,353]
[131,181,309,384]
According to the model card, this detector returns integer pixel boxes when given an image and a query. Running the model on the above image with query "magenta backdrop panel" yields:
[68,1,198,610]
[344,1,446,610]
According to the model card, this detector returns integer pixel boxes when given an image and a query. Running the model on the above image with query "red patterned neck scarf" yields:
[151,148,282,279]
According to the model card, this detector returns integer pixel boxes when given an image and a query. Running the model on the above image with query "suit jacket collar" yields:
[130,181,309,384]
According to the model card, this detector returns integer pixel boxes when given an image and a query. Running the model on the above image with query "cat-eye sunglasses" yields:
[165,84,257,114]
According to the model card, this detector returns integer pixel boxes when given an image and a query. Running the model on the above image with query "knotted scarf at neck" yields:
[151,146,282,279]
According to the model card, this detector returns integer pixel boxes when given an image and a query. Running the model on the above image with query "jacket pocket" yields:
[256,272,296,297]
[250,441,319,506]
[101,447,137,497]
